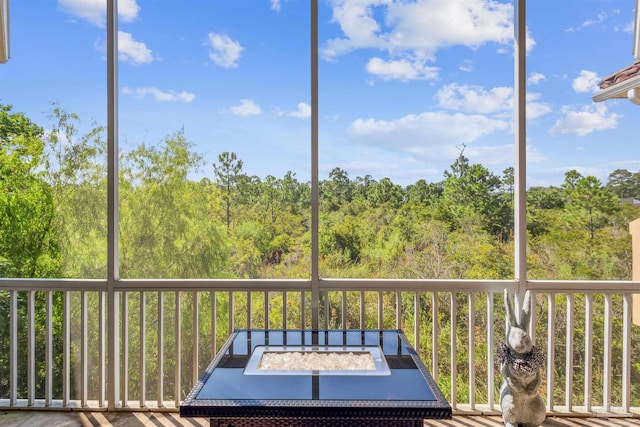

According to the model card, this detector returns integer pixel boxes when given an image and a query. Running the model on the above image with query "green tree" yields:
[607,168,640,199]
[562,170,619,239]
[213,151,244,232]
[0,104,60,278]
[320,167,354,211]
[42,105,107,278]
[120,131,227,278]
[438,151,501,234]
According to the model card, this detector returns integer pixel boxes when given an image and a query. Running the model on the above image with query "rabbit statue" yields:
[498,289,546,427]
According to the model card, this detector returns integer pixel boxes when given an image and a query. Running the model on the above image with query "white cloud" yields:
[122,87,195,103]
[276,102,311,119]
[322,0,530,82]
[118,31,153,64]
[323,0,516,59]
[526,93,552,119]
[436,83,551,120]
[365,57,439,81]
[347,111,509,161]
[207,32,244,68]
[549,104,620,136]
[566,11,607,32]
[58,0,139,27]
[458,59,474,73]
[572,70,601,93]
[619,20,635,33]
[527,72,546,86]
[230,99,262,116]
[436,84,512,115]
[271,0,281,11]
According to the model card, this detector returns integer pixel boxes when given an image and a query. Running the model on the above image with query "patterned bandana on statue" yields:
[496,342,545,375]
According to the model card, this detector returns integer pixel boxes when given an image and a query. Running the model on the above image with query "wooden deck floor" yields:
[2,411,640,427]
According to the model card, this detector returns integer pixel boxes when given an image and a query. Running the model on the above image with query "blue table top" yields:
[180,329,452,420]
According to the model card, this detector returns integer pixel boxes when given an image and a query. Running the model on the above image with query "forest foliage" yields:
[2,104,640,406]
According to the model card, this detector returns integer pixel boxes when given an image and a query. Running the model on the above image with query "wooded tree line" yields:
[2,104,640,404]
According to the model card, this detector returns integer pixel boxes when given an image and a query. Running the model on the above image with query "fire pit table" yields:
[180,329,451,426]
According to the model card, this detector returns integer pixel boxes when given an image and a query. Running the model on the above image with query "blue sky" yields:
[1,0,639,188]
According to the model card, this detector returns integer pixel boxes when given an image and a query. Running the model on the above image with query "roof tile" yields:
[599,60,640,89]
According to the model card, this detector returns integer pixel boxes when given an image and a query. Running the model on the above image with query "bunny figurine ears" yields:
[504,289,531,330]
[504,289,533,356]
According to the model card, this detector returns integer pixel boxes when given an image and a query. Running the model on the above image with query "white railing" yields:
[0,280,639,416]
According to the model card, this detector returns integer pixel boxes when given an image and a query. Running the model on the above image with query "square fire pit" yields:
[180,329,451,426]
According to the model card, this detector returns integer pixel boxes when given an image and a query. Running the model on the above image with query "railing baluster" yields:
[603,293,612,412]
[432,292,438,383]
[487,292,495,410]
[211,291,217,357]
[229,291,234,334]
[324,291,329,329]
[622,294,631,413]
[396,291,401,330]
[264,291,269,330]
[9,290,17,406]
[100,291,106,407]
[175,291,182,407]
[192,291,199,387]
[360,291,365,329]
[121,292,129,407]
[27,291,35,406]
[468,292,475,410]
[157,291,164,407]
[247,291,252,329]
[547,293,555,411]
[140,291,146,407]
[450,292,457,410]
[565,293,574,411]
[45,291,53,407]
[63,291,70,407]
[81,291,88,407]
[282,292,287,329]
[341,291,347,329]
[584,293,592,411]
[301,291,306,330]
[413,291,419,352]
[378,291,383,330]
